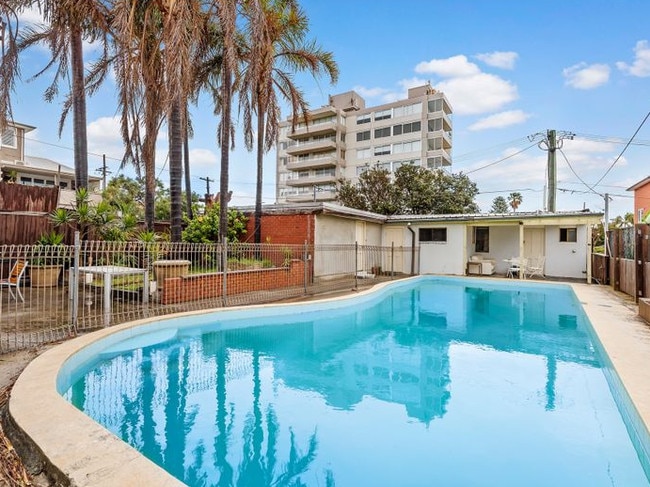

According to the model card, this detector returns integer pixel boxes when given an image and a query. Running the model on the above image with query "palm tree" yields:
[1,0,109,190]
[508,192,523,212]
[240,0,338,244]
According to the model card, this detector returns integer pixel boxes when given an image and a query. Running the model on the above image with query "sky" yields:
[8,0,650,219]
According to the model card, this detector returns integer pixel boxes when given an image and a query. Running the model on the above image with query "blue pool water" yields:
[61,277,650,486]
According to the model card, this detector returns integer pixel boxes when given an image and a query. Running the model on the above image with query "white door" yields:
[524,228,545,259]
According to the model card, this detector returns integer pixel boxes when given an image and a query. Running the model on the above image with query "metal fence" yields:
[0,238,418,353]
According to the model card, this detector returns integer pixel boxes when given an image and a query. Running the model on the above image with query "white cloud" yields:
[468,110,531,131]
[188,148,218,174]
[415,55,480,78]
[434,73,518,115]
[87,116,124,159]
[16,5,44,25]
[616,40,650,77]
[352,86,392,99]
[475,51,518,70]
[563,63,610,89]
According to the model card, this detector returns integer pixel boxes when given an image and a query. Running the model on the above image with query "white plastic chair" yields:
[506,258,527,278]
[0,260,29,302]
[525,256,545,279]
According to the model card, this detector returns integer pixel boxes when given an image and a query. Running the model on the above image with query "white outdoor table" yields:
[72,265,149,326]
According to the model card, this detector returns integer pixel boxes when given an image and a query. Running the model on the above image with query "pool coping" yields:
[9,277,650,486]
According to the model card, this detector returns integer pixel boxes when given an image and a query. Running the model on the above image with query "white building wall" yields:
[419,224,465,275]
[544,225,588,279]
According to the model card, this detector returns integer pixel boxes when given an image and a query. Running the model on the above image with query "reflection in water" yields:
[64,279,642,487]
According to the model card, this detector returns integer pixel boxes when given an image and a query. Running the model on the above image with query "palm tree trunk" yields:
[254,109,264,244]
[183,112,193,220]
[169,99,183,242]
[218,61,232,244]
[70,25,88,190]
[143,85,157,231]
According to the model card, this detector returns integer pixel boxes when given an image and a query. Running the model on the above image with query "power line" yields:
[558,148,601,197]
[592,110,650,187]
[464,142,538,175]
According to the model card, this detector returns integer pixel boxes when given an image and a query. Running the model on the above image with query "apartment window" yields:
[59,182,68,189]
[419,227,447,242]
[428,99,443,113]
[374,145,391,156]
[393,124,403,136]
[374,109,392,121]
[356,147,371,159]
[428,118,443,132]
[280,157,287,166]
[374,127,391,138]
[427,156,443,169]
[475,227,489,252]
[377,162,391,171]
[1,127,17,148]
[20,177,32,185]
[356,165,369,176]
[340,133,346,142]
[357,130,370,142]
[315,168,335,177]
[428,137,443,151]
[560,227,577,243]
[356,114,371,124]
[298,171,309,179]
[393,102,422,118]
[394,140,421,154]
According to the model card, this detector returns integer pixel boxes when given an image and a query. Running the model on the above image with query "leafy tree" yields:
[337,165,479,215]
[491,196,509,213]
[337,166,400,214]
[508,192,523,212]
[182,204,248,243]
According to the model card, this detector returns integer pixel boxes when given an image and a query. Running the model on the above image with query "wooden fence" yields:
[594,225,650,302]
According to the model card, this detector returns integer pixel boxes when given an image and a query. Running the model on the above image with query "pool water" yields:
[63,278,650,486]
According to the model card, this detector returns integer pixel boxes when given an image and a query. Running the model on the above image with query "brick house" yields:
[627,176,650,223]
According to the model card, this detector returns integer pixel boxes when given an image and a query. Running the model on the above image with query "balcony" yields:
[287,120,345,140]
[426,148,452,163]
[286,190,337,203]
[285,138,339,156]
[427,130,452,148]
[285,173,337,187]
[286,154,341,171]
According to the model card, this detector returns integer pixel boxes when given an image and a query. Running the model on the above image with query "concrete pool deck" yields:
[7,278,650,486]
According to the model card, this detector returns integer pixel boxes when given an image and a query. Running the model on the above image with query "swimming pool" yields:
[58,277,650,486]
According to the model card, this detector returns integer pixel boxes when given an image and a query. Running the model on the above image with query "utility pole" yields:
[529,130,574,213]
[199,176,214,200]
[546,129,557,213]
[94,154,111,190]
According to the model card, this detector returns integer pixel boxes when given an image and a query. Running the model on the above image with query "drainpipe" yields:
[407,222,416,275]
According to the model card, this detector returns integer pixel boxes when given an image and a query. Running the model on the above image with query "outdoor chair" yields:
[0,260,28,302]
[506,258,527,278]
[525,256,545,279]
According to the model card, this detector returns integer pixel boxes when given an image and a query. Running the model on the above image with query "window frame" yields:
[559,227,577,243]
[475,226,489,253]
[419,227,447,243]
[1,127,17,148]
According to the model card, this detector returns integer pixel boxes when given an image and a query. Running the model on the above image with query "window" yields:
[1,127,17,148]
[419,227,447,242]
[356,165,369,176]
[393,103,421,118]
[560,227,577,242]
[428,99,443,113]
[356,114,371,124]
[475,227,489,252]
[374,145,391,156]
[428,118,442,132]
[356,130,370,142]
[356,147,371,159]
[374,127,391,138]
[393,124,403,136]
[374,109,392,121]
[394,140,421,154]
[377,162,391,171]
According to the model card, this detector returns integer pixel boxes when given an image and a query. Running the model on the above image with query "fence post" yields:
[636,225,645,302]
[222,241,228,306]
[303,241,308,295]
[390,242,394,279]
[354,241,358,290]
[71,231,81,332]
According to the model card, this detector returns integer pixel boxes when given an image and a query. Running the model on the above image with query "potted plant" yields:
[31,231,65,287]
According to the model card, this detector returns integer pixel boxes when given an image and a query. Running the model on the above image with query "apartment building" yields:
[276,84,452,203]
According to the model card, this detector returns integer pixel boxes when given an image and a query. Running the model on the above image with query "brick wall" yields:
[161,260,306,304]
[244,213,314,245]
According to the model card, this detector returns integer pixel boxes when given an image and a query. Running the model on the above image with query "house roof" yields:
[626,176,650,192]
[5,121,36,133]
[242,202,602,225]
[3,155,101,181]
